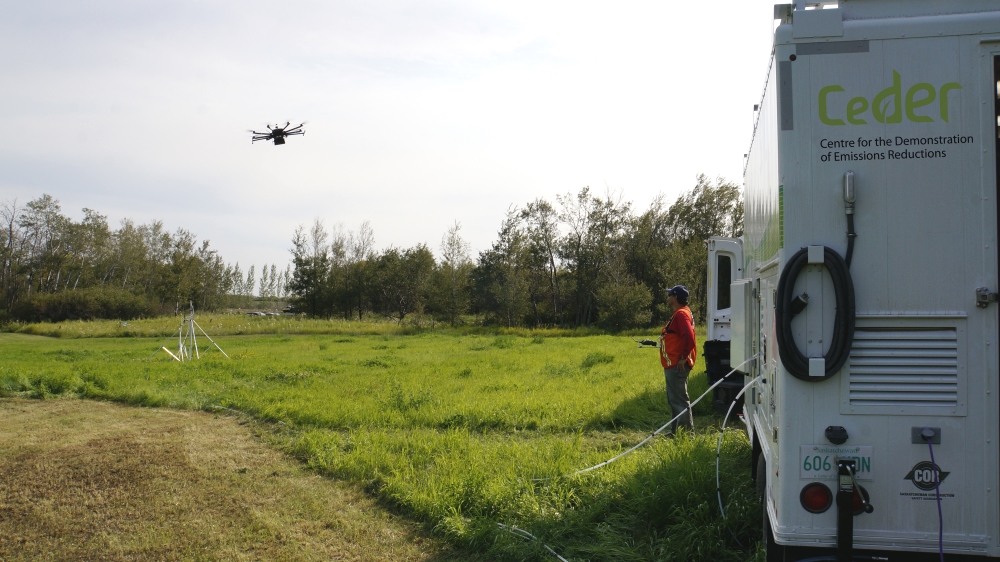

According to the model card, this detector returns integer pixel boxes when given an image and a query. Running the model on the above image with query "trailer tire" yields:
[758,454,784,562]
[756,451,766,498]
[763,502,784,562]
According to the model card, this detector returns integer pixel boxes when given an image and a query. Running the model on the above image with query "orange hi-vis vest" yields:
[660,306,696,369]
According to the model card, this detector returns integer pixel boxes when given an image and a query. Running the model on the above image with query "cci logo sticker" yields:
[904,461,950,491]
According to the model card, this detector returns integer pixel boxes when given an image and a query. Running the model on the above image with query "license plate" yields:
[800,445,873,481]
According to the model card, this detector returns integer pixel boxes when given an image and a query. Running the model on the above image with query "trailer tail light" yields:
[800,483,833,513]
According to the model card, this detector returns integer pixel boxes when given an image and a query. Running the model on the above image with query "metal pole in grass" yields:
[149,325,184,359]
[158,346,181,361]
[188,302,200,359]
[149,305,228,360]
[181,304,230,359]
[195,322,230,358]
[178,314,186,360]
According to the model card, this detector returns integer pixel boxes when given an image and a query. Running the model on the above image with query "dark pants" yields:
[664,363,693,432]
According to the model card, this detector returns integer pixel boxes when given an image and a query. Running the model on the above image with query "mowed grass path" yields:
[0,398,464,562]
[1,327,761,561]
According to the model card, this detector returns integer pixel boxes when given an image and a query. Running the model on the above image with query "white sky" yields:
[0,0,778,271]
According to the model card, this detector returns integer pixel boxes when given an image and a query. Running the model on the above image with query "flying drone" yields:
[250,121,305,145]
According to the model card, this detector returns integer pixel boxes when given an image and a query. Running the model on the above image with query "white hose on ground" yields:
[533,354,761,482]
[497,523,569,562]
[715,375,763,519]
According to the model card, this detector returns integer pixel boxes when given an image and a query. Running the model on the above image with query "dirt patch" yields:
[0,399,466,562]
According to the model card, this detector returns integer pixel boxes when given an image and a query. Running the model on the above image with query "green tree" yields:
[374,244,435,323]
[595,241,653,331]
[558,187,631,327]
[1,194,236,320]
[472,210,530,327]
[665,174,744,242]
[430,222,472,325]
[288,220,332,316]
[521,199,563,325]
[342,221,375,320]
[658,175,744,322]
[619,195,672,324]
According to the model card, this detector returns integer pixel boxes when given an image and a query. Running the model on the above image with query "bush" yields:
[581,351,614,369]
[596,279,652,331]
[11,287,156,322]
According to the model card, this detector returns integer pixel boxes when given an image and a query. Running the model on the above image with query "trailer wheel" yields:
[751,435,762,485]
[757,454,785,562]
[763,502,784,562]
[756,451,766,497]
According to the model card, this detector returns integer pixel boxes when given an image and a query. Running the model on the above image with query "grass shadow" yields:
[588,369,721,432]
[597,387,668,431]
[505,431,761,562]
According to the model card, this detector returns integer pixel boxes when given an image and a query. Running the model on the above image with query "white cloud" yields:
[0,0,777,266]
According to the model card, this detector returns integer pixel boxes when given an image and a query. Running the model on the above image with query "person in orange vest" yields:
[660,285,697,433]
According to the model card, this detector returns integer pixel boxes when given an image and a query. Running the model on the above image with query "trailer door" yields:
[706,238,743,342]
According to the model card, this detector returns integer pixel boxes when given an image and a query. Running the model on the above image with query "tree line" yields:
[0,195,290,322]
[288,174,743,328]
[1,174,741,327]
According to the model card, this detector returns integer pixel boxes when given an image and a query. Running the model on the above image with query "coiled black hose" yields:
[775,246,855,381]
[845,214,857,268]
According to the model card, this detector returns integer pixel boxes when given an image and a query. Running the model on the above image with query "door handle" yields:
[976,287,998,308]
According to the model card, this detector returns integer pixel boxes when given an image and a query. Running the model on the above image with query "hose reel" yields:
[775,246,855,381]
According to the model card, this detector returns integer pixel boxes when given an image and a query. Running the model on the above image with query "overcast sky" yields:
[1,0,778,271]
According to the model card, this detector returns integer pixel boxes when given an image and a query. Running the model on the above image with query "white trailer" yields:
[706,1,1000,560]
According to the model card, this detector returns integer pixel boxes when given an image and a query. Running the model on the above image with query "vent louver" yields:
[848,328,958,407]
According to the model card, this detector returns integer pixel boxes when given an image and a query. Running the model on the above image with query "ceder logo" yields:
[904,461,950,491]
[819,71,962,126]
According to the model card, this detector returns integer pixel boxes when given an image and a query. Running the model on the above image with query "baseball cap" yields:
[666,285,689,301]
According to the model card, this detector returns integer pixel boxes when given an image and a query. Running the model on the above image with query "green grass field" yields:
[0,322,762,561]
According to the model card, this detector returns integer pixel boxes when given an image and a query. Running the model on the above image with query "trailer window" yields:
[717,255,732,310]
